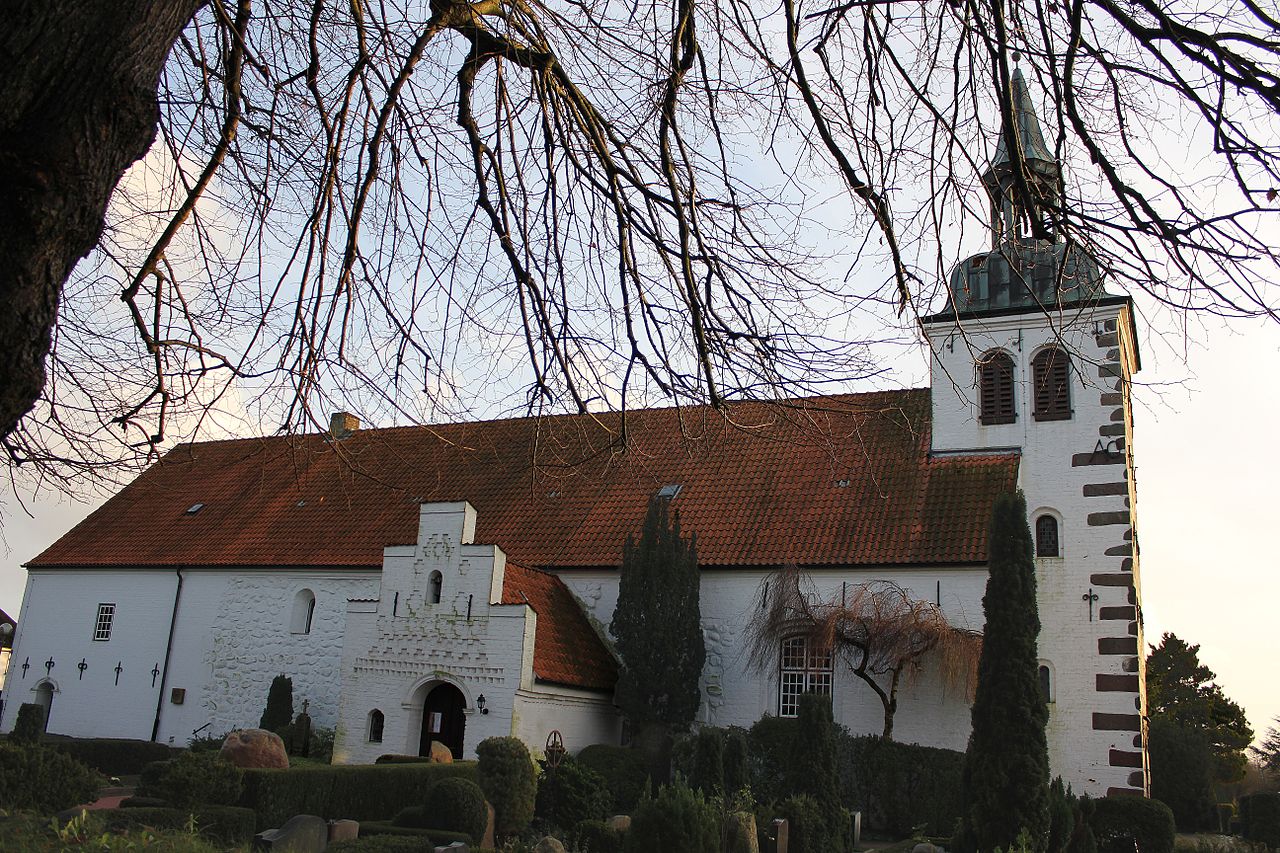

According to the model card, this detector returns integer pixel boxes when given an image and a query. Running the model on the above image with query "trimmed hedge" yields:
[1240,792,1280,849]
[0,743,101,813]
[626,779,718,853]
[574,819,624,853]
[577,744,650,813]
[138,751,243,809]
[330,833,471,852]
[45,736,177,775]
[102,805,257,846]
[238,760,479,829]
[423,777,488,842]
[1091,795,1175,853]
[373,754,433,764]
[358,821,476,845]
[746,716,963,837]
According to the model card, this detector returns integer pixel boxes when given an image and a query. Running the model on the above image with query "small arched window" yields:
[368,709,385,743]
[290,589,316,634]
[1035,515,1060,558]
[428,571,443,605]
[1032,347,1072,421]
[979,351,1016,425]
[1038,663,1054,703]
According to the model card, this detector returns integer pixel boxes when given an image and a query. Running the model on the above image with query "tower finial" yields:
[983,67,1061,246]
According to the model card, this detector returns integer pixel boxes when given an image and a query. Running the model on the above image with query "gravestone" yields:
[252,814,327,852]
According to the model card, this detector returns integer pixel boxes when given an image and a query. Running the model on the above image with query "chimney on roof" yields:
[329,412,360,440]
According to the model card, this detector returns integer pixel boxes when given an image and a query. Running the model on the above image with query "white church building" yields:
[0,70,1148,798]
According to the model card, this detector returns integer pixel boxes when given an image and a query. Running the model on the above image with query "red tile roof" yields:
[501,563,617,690]
[30,389,1018,571]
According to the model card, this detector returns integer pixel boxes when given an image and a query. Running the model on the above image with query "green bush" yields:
[187,731,226,753]
[423,776,488,842]
[577,744,649,813]
[1048,778,1075,853]
[689,727,725,796]
[626,779,717,853]
[574,818,624,853]
[844,734,964,837]
[238,760,478,829]
[47,736,177,775]
[1150,717,1217,832]
[373,753,433,764]
[13,703,45,744]
[536,756,612,831]
[1091,795,1176,853]
[1240,793,1280,849]
[102,804,257,845]
[137,750,243,809]
[390,804,431,828]
[776,793,849,853]
[723,728,749,794]
[0,743,101,813]
[477,735,537,837]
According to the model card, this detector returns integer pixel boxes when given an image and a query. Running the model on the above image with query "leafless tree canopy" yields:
[4,0,1279,485]
[748,565,982,739]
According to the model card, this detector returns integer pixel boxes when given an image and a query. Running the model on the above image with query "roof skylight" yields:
[185,503,205,515]
[656,484,682,500]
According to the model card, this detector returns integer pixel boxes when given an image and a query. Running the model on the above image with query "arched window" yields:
[1032,347,1071,421]
[428,571,443,605]
[1038,663,1054,703]
[290,589,316,634]
[778,636,833,718]
[368,709,385,743]
[979,351,1016,425]
[1035,515,1060,558]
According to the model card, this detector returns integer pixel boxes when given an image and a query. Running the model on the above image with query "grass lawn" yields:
[0,810,244,852]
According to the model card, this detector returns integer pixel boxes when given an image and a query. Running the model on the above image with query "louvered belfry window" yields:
[979,351,1016,425]
[1032,347,1071,421]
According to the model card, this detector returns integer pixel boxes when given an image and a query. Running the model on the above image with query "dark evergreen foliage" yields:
[576,744,650,813]
[625,778,718,853]
[12,702,45,743]
[422,776,488,843]
[535,756,612,831]
[611,497,705,732]
[1148,716,1216,831]
[476,735,537,837]
[1147,632,1253,782]
[1240,793,1280,849]
[689,727,725,795]
[260,674,294,732]
[793,694,840,811]
[1090,795,1175,853]
[137,749,244,809]
[1048,778,1074,853]
[0,743,101,813]
[723,728,750,794]
[961,490,1051,852]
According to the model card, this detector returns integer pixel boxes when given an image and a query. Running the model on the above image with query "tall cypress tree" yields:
[961,490,1050,852]
[611,496,705,733]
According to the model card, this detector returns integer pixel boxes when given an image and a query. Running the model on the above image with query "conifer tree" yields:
[611,496,705,734]
[961,491,1050,852]
[260,674,293,732]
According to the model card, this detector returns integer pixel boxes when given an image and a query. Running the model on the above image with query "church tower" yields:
[921,68,1149,797]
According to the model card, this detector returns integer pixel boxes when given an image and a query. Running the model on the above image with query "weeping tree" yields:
[748,565,981,740]
[5,0,1280,486]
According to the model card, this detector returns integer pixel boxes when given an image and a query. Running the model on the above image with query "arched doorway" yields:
[419,682,466,759]
[34,681,54,731]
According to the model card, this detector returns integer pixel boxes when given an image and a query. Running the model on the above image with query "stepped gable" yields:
[29,389,1018,571]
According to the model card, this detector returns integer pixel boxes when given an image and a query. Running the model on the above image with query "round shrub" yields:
[536,757,611,832]
[477,736,537,837]
[0,742,100,812]
[574,819,623,853]
[139,750,243,809]
[626,779,717,853]
[12,703,45,744]
[1091,795,1175,853]
[423,776,488,842]
[576,745,650,813]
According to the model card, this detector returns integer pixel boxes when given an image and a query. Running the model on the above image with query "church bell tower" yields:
[920,68,1150,798]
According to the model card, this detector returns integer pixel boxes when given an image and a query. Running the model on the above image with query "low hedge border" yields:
[102,804,257,845]
[44,736,178,776]
[359,820,475,845]
[238,761,479,829]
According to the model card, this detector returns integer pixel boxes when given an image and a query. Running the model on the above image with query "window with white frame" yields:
[93,603,115,641]
[778,636,833,717]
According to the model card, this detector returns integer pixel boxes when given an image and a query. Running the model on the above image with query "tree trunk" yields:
[0,1,202,443]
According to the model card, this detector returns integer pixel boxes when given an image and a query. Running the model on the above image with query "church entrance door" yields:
[419,683,466,759]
